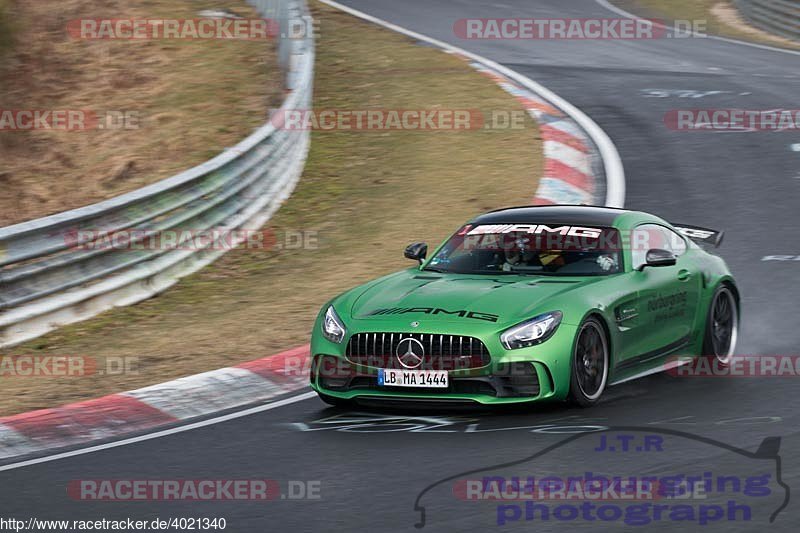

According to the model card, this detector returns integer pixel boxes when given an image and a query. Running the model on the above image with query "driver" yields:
[503,236,539,272]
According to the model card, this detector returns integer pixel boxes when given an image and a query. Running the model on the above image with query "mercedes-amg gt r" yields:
[310,205,738,407]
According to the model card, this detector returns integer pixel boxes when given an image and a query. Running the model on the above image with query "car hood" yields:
[348,269,603,327]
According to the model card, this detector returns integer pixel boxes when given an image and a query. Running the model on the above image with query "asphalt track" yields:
[2,1,800,531]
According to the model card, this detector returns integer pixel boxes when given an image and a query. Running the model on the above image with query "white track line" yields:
[0,391,316,472]
[596,0,800,57]
[318,0,626,208]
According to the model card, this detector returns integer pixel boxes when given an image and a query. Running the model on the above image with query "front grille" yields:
[346,332,491,370]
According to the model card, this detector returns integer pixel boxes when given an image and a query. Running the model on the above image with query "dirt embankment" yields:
[0,0,282,227]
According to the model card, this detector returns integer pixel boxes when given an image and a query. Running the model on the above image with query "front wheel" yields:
[568,317,610,407]
[703,285,739,365]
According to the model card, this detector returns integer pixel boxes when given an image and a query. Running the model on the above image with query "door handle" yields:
[677,269,691,281]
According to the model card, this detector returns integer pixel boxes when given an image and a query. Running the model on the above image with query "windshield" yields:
[426,223,623,276]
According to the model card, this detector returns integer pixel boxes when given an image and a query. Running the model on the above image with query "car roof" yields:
[470,205,633,227]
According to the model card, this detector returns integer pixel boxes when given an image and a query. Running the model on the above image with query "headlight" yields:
[322,306,346,344]
[500,311,562,350]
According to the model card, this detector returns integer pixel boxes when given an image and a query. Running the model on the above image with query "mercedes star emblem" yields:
[396,337,425,369]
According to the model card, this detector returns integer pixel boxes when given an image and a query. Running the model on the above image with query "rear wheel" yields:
[568,317,609,407]
[703,285,739,365]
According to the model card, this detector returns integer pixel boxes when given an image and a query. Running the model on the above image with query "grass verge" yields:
[0,0,12,54]
[0,1,544,416]
[0,0,281,226]
[611,0,800,50]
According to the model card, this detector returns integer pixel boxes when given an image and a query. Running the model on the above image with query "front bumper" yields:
[310,322,578,405]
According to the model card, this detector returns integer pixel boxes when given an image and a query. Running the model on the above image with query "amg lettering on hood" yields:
[369,307,500,322]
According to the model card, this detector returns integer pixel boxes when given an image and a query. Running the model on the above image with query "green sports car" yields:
[310,205,739,407]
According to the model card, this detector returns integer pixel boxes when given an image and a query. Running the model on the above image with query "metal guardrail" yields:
[0,0,314,347]
[735,0,800,40]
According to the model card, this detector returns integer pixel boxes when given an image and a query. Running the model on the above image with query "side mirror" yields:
[639,248,677,270]
[404,242,428,264]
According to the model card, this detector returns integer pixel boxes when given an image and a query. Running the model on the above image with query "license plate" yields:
[377,368,448,388]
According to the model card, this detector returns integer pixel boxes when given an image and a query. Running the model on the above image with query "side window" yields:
[632,224,687,270]
[668,229,687,256]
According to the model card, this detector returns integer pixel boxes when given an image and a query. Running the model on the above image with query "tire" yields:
[567,317,610,407]
[702,284,739,365]
[317,392,354,408]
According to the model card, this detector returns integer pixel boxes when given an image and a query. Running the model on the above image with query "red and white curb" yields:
[459,56,600,205]
[0,346,311,460]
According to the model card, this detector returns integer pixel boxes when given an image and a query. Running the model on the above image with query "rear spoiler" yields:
[672,224,724,248]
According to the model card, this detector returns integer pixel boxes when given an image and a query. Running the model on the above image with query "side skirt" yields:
[609,335,691,386]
